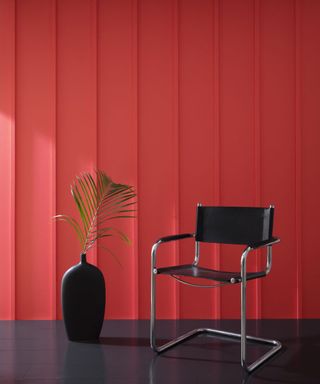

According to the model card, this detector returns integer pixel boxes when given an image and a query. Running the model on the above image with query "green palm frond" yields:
[54,170,136,255]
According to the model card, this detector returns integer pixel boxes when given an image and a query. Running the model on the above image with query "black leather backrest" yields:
[195,206,274,245]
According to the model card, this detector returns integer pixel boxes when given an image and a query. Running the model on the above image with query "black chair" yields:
[150,204,281,373]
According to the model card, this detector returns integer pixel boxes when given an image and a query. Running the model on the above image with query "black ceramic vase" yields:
[62,253,105,341]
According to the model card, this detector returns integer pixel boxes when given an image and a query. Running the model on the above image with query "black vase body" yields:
[62,254,105,341]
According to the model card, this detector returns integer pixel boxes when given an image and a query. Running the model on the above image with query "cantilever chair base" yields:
[151,326,282,373]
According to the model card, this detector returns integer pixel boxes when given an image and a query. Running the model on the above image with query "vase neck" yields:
[80,253,87,263]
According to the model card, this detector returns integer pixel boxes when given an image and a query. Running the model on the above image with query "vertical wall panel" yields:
[15,0,56,319]
[219,0,256,319]
[138,0,179,319]
[56,0,97,318]
[260,0,296,318]
[301,0,320,318]
[0,0,15,319]
[179,0,214,319]
[98,0,138,319]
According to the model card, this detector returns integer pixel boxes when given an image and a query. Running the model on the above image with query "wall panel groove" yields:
[172,0,180,319]
[135,0,140,319]
[96,0,100,271]
[213,0,221,319]
[12,0,16,321]
[253,0,261,319]
[92,0,98,269]
[51,0,57,320]
[131,0,139,319]
[294,0,302,319]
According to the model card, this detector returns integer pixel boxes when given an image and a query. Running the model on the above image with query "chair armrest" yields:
[248,237,280,250]
[242,237,280,277]
[156,233,195,244]
[151,233,194,270]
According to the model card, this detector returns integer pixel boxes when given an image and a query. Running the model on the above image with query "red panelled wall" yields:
[0,0,320,319]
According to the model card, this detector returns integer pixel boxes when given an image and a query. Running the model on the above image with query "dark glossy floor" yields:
[0,320,318,383]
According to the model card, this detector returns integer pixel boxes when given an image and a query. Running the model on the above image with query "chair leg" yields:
[150,272,282,372]
[239,250,282,373]
[241,269,247,369]
[150,270,203,352]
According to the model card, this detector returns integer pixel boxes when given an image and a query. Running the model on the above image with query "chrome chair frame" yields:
[150,228,281,373]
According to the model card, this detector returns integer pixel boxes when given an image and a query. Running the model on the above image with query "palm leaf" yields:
[53,214,85,247]
[54,170,136,255]
[97,244,122,267]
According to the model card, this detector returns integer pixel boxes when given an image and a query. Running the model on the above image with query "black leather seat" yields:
[157,264,266,283]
